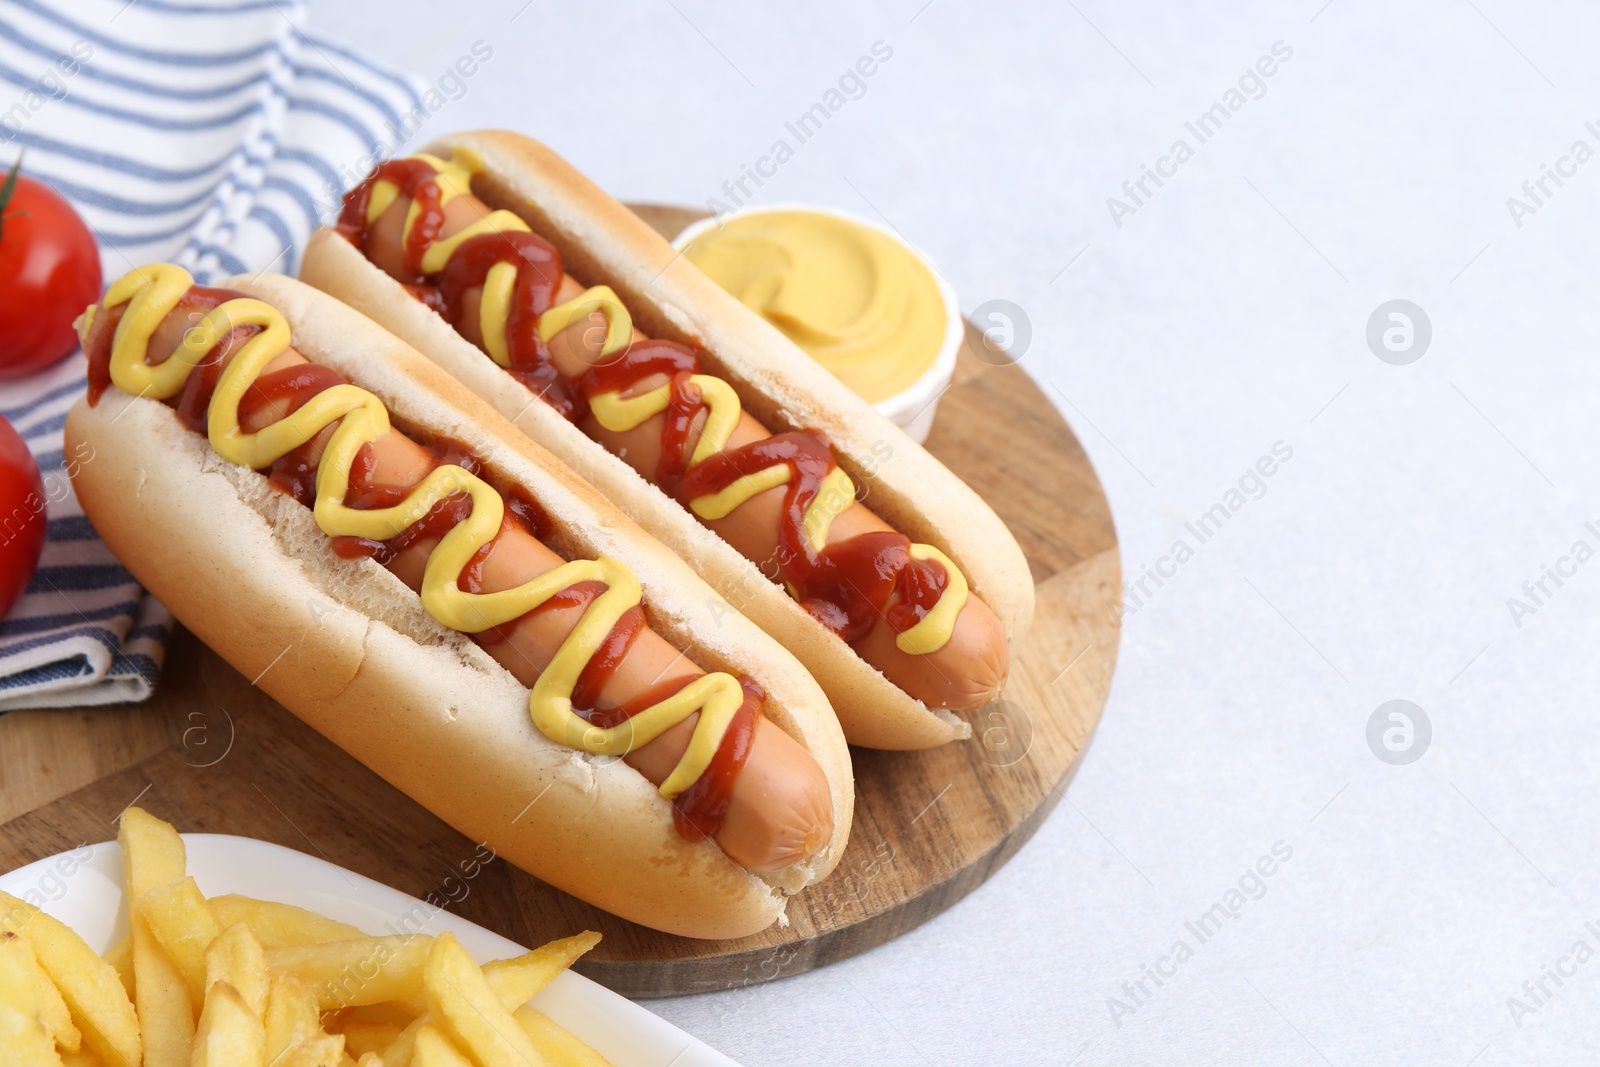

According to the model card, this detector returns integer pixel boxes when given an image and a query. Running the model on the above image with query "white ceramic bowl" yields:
[673,202,962,444]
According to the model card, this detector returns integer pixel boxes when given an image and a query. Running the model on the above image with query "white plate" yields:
[0,834,739,1067]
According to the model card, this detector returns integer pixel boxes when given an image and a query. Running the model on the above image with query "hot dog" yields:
[300,131,1036,750]
[65,265,852,939]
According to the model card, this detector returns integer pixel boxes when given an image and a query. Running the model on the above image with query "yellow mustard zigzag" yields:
[97,262,743,799]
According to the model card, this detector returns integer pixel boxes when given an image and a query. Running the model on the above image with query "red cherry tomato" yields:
[0,157,102,377]
[0,414,45,618]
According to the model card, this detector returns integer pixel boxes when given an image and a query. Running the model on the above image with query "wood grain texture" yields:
[0,204,1120,998]
[0,704,173,824]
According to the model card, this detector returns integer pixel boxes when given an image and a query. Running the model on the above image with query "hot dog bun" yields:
[299,129,1035,750]
[65,272,852,940]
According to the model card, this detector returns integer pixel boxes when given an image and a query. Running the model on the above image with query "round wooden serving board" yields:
[0,205,1121,999]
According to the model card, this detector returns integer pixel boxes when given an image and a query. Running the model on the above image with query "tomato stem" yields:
[0,153,21,242]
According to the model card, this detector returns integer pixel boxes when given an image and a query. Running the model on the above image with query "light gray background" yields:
[311,2,1600,1063]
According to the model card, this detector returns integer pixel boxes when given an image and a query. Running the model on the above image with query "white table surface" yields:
[309,2,1600,1063]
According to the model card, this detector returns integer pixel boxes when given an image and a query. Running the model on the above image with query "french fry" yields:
[208,895,364,949]
[294,1043,347,1067]
[4,930,83,1052]
[333,1001,416,1029]
[100,938,132,1002]
[43,993,78,1056]
[38,975,83,1053]
[263,972,345,1067]
[514,1005,617,1067]
[135,876,219,1012]
[376,1015,421,1066]
[191,982,264,1067]
[59,1051,102,1067]
[264,972,320,1058]
[369,931,602,1067]
[265,935,432,1010]
[0,930,65,1066]
[424,932,552,1067]
[412,1023,474,1067]
[0,1007,63,1066]
[204,923,267,1017]
[339,1019,403,1057]
[117,808,187,891]
[482,932,600,1009]
[0,890,140,1067]
[118,807,194,1067]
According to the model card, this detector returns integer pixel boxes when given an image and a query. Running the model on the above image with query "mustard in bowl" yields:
[675,204,962,442]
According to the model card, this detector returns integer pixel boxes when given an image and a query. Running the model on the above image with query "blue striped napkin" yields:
[0,0,424,710]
